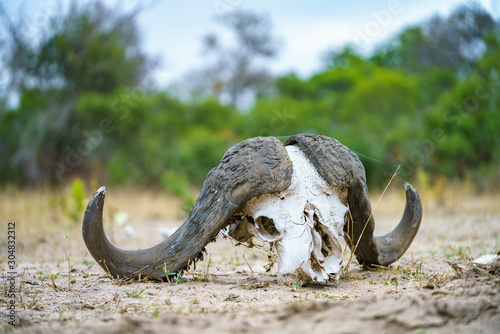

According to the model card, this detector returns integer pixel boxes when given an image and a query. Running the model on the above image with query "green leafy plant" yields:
[441,245,472,261]
[64,178,86,221]
[177,271,186,284]
[192,273,209,282]
[38,270,60,280]
[124,288,146,298]
[150,306,159,318]
[163,265,186,284]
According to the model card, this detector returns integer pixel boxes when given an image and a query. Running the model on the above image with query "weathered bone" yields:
[229,145,348,284]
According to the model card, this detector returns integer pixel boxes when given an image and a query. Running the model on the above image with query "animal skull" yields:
[228,145,348,284]
[82,134,422,284]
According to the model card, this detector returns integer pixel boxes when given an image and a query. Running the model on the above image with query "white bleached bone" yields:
[473,254,500,265]
[229,145,348,285]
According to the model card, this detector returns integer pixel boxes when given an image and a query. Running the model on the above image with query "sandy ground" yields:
[1,185,500,333]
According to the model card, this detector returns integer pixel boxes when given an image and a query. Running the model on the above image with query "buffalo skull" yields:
[82,134,422,284]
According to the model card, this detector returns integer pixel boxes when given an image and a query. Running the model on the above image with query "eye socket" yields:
[259,216,278,235]
[252,216,280,241]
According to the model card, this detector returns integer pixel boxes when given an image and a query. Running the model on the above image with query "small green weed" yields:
[163,265,186,284]
[401,268,428,280]
[441,245,472,260]
[177,272,186,284]
[38,270,60,280]
[124,288,146,298]
[64,178,86,221]
[369,276,399,285]
[192,273,208,282]
[82,259,96,265]
[150,306,159,318]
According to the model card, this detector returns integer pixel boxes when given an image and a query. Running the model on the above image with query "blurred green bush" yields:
[1,1,499,192]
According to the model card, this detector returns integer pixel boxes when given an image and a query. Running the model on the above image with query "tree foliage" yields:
[371,3,497,73]
[0,0,152,185]
[0,2,499,191]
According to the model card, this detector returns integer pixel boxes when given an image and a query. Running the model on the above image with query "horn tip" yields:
[403,182,415,193]
[85,186,106,213]
[403,182,422,228]
[95,186,106,197]
[92,186,107,202]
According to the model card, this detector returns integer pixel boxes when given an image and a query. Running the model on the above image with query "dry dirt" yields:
[1,185,500,333]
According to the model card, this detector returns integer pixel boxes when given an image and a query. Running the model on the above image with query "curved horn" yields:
[374,182,422,265]
[346,181,422,266]
[82,137,293,280]
[284,134,422,267]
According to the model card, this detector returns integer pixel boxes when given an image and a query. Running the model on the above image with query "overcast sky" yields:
[3,0,499,86]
